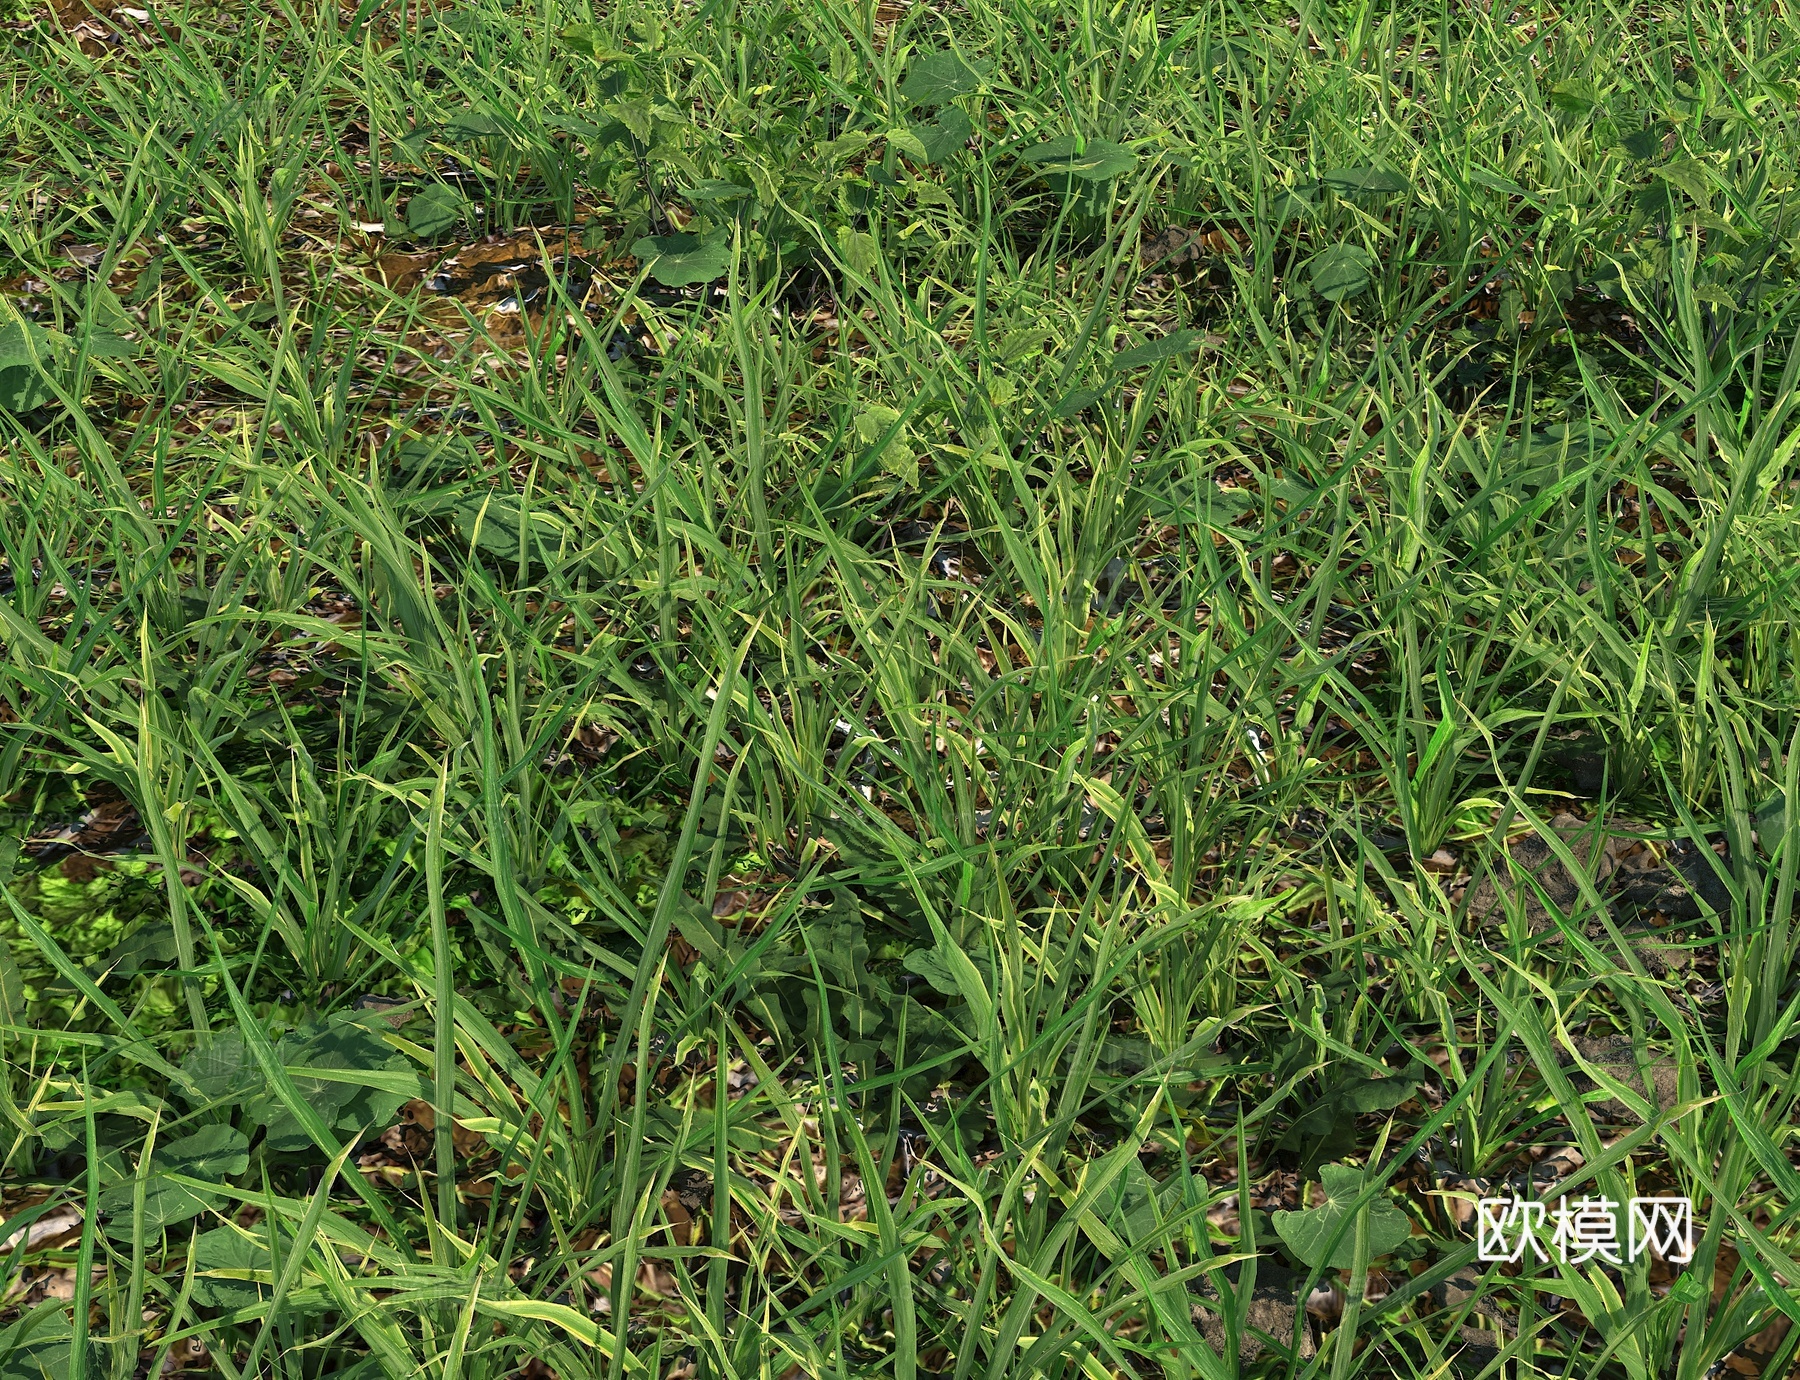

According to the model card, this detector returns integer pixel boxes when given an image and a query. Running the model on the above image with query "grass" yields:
[1,0,1799,1374]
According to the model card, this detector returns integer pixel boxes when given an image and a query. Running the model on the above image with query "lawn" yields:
[2,0,1799,1375]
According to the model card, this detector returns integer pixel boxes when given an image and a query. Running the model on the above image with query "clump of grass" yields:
[2,0,1800,1377]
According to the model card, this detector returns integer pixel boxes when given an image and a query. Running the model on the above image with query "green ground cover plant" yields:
[2,0,1799,1374]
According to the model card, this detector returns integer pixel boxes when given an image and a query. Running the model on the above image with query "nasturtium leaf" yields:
[1321,165,1410,196]
[161,1123,251,1180]
[442,110,504,142]
[1051,385,1112,418]
[836,228,881,278]
[82,330,140,359]
[854,404,917,487]
[903,945,961,996]
[1547,81,1595,115]
[181,1030,256,1105]
[103,922,181,976]
[394,127,434,163]
[100,1124,251,1237]
[1272,1162,1412,1269]
[1755,788,1789,848]
[558,23,629,61]
[1015,135,1137,182]
[1307,242,1377,301]
[686,178,753,202]
[406,185,466,241]
[908,106,973,164]
[231,1020,415,1154]
[451,493,567,563]
[189,1225,274,1310]
[0,320,60,413]
[630,231,730,286]
[899,51,983,107]
[1272,189,1314,223]
[1110,329,1208,370]
[1653,159,1714,205]
[0,1336,102,1380]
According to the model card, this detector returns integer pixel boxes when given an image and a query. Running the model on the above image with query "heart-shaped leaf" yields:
[1052,385,1114,418]
[407,185,466,241]
[1307,242,1377,302]
[0,320,61,413]
[189,1224,275,1310]
[442,110,505,142]
[908,106,973,164]
[83,331,141,359]
[1272,1162,1412,1269]
[1321,165,1410,196]
[686,178,753,203]
[1272,189,1314,223]
[1110,329,1209,370]
[900,51,984,107]
[1619,125,1668,160]
[1653,159,1714,205]
[558,23,630,61]
[1547,81,1595,115]
[1015,135,1136,182]
[630,230,730,286]
[854,403,917,487]
[100,1124,250,1237]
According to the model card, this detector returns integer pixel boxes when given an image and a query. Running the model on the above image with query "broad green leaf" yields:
[1653,159,1714,205]
[1272,189,1313,223]
[162,1123,251,1180]
[1548,81,1595,115]
[1272,1163,1412,1269]
[1110,329,1208,370]
[1619,126,1668,160]
[1307,242,1377,301]
[1051,385,1112,418]
[899,51,983,107]
[686,179,753,203]
[1015,135,1136,182]
[406,185,466,241]
[0,321,59,413]
[630,231,730,286]
[442,110,504,142]
[83,331,140,359]
[907,107,973,164]
[558,23,629,61]
[903,944,961,996]
[1755,789,1789,846]
[1321,165,1410,196]
[189,1224,275,1310]
[100,1124,250,1237]
[836,228,881,278]
[854,404,917,487]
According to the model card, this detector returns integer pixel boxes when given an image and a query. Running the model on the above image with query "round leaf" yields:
[1307,242,1376,302]
[1272,1163,1413,1269]
[1110,329,1209,371]
[899,51,984,107]
[442,110,504,143]
[908,106,974,165]
[558,23,629,61]
[1321,165,1410,196]
[407,185,466,241]
[630,230,730,287]
[0,320,60,413]
[1016,136,1137,182]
